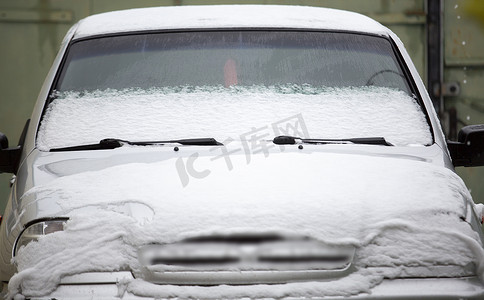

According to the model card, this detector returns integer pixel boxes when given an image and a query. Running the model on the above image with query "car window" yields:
[57,31,410,92]
[38,31,432,150]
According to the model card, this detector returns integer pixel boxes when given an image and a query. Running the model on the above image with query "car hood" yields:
[17,144,468,234]
[9,144,484,298]
[18,143,459,228]
[13,143,470,242]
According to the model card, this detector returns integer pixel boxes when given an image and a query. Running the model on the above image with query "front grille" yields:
[152,256,239,266]
[137,234,355,284]
[258,254,350,264]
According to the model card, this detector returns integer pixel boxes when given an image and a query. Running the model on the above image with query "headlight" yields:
[14,219,68,256]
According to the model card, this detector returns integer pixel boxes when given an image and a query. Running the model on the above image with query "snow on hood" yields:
[73,5,390,40]
[37,86,432,151]
[8,150,484,298]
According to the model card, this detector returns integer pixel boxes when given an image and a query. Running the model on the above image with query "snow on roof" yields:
[73,5,390,40]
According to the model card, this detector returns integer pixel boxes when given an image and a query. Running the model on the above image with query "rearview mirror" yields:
[447,124,484,167]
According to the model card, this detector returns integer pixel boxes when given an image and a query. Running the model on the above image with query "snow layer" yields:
[37,86,432,150]
[8,151,484,298]
[73,5,389,40]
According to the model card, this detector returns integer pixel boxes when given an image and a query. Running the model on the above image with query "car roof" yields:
[72,5,391,40]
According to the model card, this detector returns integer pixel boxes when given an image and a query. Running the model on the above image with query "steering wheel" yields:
[366,69,405,86]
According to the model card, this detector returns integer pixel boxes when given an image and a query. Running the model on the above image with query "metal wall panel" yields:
[443,0,484,204]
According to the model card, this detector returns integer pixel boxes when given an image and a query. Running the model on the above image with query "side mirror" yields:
[0,120,30,174]
[0,132,21,174]
[0,133,8,150]
[447,124,484,167]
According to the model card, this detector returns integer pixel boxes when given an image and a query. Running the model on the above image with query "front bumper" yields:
[3,273,484,299]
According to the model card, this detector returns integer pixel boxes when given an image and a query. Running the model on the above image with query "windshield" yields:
[57,31,411,92]
[38,31,432,150]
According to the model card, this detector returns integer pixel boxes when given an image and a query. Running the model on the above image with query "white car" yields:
[1,5,484,299]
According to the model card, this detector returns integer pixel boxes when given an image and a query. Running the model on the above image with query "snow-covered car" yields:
[2,5,484,299]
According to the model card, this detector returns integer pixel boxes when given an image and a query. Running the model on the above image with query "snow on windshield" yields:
[8,152,483,298]
[37,86,432,150]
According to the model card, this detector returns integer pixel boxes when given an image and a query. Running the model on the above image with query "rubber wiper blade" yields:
[273,136,393,146]
[50,139,125,152]
[130,138,223,146]
[49,138,223,152]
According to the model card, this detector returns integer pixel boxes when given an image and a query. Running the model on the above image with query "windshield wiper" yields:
[50,137,223,152]
[272,136,393,146]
